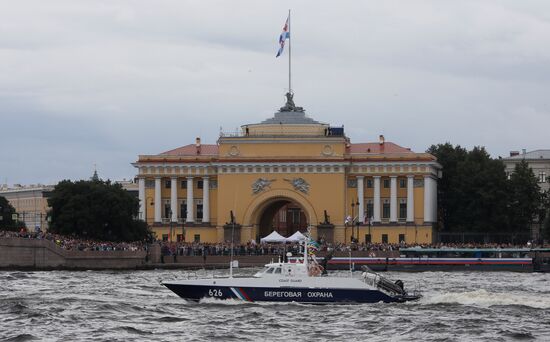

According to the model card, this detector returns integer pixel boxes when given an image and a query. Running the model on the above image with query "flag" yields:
[307,237,320,251]
[276,15,290,57]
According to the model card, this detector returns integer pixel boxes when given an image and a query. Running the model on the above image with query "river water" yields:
[1,268,549,341]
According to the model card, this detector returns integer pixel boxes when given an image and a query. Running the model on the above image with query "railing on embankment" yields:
[0,238,149,270]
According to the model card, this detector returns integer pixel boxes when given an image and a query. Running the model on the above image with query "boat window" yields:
[266,268,274,274]
[274,267,282,274]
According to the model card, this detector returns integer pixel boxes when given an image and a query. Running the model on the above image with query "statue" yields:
[280,92,304,112]
[252,178,275,194]
[284,177,310,194]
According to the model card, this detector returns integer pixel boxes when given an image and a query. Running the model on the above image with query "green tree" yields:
[507,160,541,235]
[47,179,151,242]
[427,144,509,233]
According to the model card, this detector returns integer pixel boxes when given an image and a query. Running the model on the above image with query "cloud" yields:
[0,0,549,184]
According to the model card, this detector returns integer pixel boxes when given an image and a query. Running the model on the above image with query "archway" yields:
[258,200,308,238]
[242,189,318,241]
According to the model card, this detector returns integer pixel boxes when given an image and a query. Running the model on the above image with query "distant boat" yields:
[317,247,550,273]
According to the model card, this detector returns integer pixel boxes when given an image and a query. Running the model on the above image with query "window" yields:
[366,201,373,221]
[539,172,547,183]
[180,202,187,220]
[399,179,407,188]
[177,234,184,242]
[196,203,203,221]
[164,203,171,219]
[162,234,169,242]
[164,180,171,189]
[180,181,187,189]
[365,234,372,243]
[382,234,388,243]
[399,201,407,219]
[382,200,390,219]
[197,180,204,189]
[399,234,405,244]
[266,268,274,274]
[366,179,373,188]
[274,267,282,274]
[194,234,200,243]
[383,179,390,188]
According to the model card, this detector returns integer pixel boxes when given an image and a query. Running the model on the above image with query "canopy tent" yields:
[286,231,306,242]
[260,231,287,243]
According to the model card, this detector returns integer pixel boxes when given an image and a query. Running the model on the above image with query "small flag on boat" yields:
[276,14,290,57]
[307,238,320,251]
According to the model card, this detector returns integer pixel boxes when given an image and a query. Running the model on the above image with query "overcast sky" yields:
[1,0,549,186]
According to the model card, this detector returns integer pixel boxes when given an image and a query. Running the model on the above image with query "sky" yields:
[1,0,549,186]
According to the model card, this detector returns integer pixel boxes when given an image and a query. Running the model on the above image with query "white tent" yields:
[260,231,287,243]
[286,231,306,242]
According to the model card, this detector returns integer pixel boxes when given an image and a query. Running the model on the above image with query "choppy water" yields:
[1,268,549,342]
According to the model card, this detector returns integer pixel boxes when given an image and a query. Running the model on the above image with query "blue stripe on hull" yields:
[163,284,408,304]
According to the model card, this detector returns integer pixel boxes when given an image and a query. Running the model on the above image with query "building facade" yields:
[503,150,550,193]
[133,95,441,244]
[0,184,54,230]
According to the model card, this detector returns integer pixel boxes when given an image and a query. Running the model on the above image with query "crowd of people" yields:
[0,229,147,252]
[1,228,542,255]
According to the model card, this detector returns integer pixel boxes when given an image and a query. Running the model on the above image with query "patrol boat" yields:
[162,240,421,304]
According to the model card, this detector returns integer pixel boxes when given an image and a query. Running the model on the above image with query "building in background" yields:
[0,184,54,231]
[503,149,550,193]
[503,149,550,241]
[133,93,442,244]
[0,178,139,232]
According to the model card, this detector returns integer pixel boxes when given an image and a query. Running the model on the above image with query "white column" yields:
[154,177,161,223]
[407,175,415,222]
[390,176,397,222]
[424,175,437,223]
[170,177,178,222]
[373,176,381,223]
[138,178,145,221]
[186,176,194,223]
[357,176,364,223]
[202,176,210,223]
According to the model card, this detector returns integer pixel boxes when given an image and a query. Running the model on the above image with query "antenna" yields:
[288,9,291,94]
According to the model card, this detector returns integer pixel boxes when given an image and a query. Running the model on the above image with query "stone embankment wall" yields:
[0,238,151,270]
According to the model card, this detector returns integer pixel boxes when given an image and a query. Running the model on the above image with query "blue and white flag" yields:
[276,15,290,57]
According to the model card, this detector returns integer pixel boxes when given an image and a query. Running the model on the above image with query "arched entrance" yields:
[242,189,318,241]
[258,200,308,239]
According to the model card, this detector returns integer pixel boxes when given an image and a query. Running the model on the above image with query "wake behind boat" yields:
[162,233,421,304]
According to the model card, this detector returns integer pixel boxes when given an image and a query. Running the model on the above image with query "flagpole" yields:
[288,9,291,94]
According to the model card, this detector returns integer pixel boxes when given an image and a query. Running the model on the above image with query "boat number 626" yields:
[208,289,222,297]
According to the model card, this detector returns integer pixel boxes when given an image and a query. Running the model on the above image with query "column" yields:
[357,176,364,223]
[424,175,437,223]
[154,177,161,223]
[202,176,210,223]
[373,176,381,223]
[170,177,178,222]
[390,176,397,222]
[407,175,415,223]
[138,177,145,221]
[186,176,194,223]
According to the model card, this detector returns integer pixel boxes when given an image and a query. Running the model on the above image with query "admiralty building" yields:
[133,94,441,244]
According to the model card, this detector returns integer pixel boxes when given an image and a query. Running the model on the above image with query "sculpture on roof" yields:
[280,92,304,112]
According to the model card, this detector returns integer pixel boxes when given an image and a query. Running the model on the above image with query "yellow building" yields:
[133,94,441,244]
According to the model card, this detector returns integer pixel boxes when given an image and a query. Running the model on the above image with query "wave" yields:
[422,289,550,309]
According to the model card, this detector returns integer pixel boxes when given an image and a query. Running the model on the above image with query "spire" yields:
[91,164,99,181]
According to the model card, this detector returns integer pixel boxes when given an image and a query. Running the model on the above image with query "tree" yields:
[427,144,509,233]
[0,196,24,231]
[47,179,152,242]
[507,160,541,235]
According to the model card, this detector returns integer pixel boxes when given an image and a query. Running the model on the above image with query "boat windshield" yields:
[274,267,282,274]
[265,267,274,274]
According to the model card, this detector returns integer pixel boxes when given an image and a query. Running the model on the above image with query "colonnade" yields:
[138,176,210,224]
